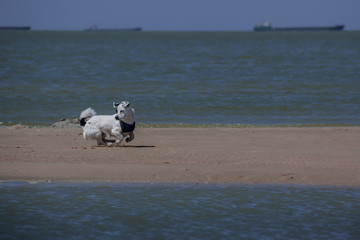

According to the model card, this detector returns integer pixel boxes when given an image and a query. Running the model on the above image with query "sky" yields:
[0,0,359,31]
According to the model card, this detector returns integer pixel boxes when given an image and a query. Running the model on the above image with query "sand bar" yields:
[0,127,359,186]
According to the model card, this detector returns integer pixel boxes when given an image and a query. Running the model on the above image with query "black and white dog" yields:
[79,101,135,146]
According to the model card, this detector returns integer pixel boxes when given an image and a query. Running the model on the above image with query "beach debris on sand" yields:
[51,118,80,128]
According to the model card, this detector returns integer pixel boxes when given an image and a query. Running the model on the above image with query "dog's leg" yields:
[126,132,135,143]
[111,130,124,147]
[101,132,107,143]
[96,135,106,146]
[96,139,106,146]
[84,125,106,146]
[94,132,106,146]
[114,136,124,147]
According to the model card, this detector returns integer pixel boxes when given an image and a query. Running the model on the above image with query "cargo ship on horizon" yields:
[254,22,344,32]
[0,26,31,31]
[84,25,142,32]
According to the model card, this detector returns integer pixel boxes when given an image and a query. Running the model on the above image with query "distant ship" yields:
[84,25,142,32]
[254,22,344,32]
[0,26,31,31]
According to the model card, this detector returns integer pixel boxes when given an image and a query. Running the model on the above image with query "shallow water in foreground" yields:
[1,182,359,239]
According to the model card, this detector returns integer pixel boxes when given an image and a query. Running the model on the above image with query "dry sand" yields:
[0,126,359,186]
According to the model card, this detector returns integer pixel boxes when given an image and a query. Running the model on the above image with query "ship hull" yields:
[85,27,142,32]
[0,26,31,31]
[254,25,344,32]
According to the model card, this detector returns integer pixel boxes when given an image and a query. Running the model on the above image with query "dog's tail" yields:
[79,107,96,127]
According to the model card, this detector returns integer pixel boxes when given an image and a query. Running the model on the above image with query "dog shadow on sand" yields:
[102,139,155,148]
[123,145,156,148]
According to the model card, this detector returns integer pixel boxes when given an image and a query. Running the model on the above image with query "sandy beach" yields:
[0,126,359,186]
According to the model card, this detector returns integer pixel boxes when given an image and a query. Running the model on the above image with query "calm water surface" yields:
[1,31,360,126]
[1,182,360,240]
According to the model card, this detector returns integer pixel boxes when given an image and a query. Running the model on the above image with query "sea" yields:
[1,182,360,240]
[1,31,360,239]
[0,31,359,126]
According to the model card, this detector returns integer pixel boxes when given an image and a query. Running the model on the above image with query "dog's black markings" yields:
[79,118,86,127]
[120,120,136,133]
[114,115,135,133]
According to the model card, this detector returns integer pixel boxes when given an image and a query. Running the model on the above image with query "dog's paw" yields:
[113,140,123,147]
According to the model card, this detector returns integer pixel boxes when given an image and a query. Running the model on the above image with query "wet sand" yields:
[0,127,359,185]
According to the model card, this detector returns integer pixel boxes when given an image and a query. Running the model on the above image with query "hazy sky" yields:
[1,0,359,31]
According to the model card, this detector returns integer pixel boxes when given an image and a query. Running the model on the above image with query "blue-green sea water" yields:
[1,31,360,126]
[1,183,360,240]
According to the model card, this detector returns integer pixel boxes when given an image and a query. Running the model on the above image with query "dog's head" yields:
[113,101,132,120]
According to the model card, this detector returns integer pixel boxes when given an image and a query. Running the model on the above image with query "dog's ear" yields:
[113,102,120,108]
[122,101,130,108]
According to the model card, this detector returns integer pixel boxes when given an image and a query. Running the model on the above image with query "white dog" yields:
[79,101,135,146]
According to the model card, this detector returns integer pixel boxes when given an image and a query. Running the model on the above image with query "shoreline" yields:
[2,120,360,129]
[1,127,359,186]
[2,181,360,189]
